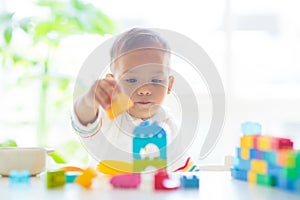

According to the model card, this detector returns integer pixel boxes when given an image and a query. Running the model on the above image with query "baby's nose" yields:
[137,86,152,95]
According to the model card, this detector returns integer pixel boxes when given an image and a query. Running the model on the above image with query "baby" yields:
[72,28,185,171]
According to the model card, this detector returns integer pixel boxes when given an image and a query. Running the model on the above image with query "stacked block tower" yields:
[231,122,300,193]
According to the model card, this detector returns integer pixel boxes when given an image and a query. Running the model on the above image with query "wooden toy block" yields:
[75,167,97,189]
[241,122,262,135]
[110,174,141,188]
[180,175,199,189]
[46,169,65,188]
[106,93,133,120]
[251,159,267,174]
[231,168,247,181]
[256,174,276,186]
[271,138,293,150]
[257,136,272,151]
[247,171,257,184]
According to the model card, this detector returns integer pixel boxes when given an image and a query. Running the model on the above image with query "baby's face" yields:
[113,49,173,119]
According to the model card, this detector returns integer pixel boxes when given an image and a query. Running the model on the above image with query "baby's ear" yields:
[167,75,174,94]
[105,73,114,79]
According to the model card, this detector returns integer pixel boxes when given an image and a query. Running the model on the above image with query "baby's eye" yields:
[151,79,163,83]
[125,78,137,83]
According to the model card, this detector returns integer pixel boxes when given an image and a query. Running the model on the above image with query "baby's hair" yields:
[110,28,170,65]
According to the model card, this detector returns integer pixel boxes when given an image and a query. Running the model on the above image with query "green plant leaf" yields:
[0,139,17,147]
[48,152,67,164]
[4,26,13,45]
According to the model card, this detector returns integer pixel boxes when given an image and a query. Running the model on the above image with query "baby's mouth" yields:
[136,101,152,105]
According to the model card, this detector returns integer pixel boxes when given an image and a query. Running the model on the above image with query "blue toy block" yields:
[276,177,294,191]
[241,122,262,135]
[236,147,256,159]
[65,172,81,183]
[180,175,199,189]
[9,170,30,185]
[133,120,167,160]
[233,157,251,171]
[263,151,277,165]
[231,168,247,181]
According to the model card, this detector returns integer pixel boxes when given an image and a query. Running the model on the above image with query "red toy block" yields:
[271,138,293,150]
[154,170,179,190]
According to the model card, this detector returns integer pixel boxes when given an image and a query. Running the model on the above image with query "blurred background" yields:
[1,0,300,165]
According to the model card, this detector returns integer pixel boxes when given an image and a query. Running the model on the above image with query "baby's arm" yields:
[74,78,119,125]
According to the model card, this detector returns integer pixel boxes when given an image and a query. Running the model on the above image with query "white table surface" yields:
[1,171,299,200]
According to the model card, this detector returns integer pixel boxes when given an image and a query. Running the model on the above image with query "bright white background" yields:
[1,0,300,164]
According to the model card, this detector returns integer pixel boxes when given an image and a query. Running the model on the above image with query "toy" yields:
[46,169,65,188]
[133,121,167,172]
[65,172,81,183]
[106,92,133,120]
[9,170,30,185]
[75,167,97,189]
[232,122,300,193]
[97,160,133,175]
[241,121,262,135]
[180,175,199,189]
[154,170,179,190]
[110,174,141,188]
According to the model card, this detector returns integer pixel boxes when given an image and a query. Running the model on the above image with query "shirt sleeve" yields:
[70,107,102,138]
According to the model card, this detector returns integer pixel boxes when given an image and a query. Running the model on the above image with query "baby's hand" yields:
[88,78,121,110]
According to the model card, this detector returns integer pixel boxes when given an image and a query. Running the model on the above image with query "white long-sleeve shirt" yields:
[71,106,187,171]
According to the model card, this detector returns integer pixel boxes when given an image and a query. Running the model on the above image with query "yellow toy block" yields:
[241,148,250,160]
[257,136,272,151]
[75,167,97,188]
[106,93,134,120]
[251,159,267,174]
[247,171,257,184]
[97,160,133,175]
[240,135,255,148]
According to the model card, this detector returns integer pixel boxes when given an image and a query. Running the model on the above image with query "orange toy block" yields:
[257,136,272,151]
[106,93,133,120]
[75,167,97,189]
[277,150,294,167]
[251,159,267,174]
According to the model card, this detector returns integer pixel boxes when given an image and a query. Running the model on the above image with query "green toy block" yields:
[286,151,300,169]
[281,168,299,180]
[46,170,66,188]
[256,174,276,186]
[133,158,166,172]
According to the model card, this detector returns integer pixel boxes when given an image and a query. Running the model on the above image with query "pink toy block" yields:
[110,174,141,188]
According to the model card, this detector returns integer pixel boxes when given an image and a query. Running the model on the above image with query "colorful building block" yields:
[97,160,133,175]
[75,167,97,189]
[233,157,251,171]
[271,138,293,150]
[65,172,81,183]
[46,169,65,188]
[257,136,272,151]
[9,170,30,185]
[231,168,247,181]
[106,92,134,120]
[133,121,167,172]
[110,174,141,188]
[180,175,199,189]
[256,174,276,186]
[154,170,179,190]
[247,171,257,184]
[251,159,267,174]
[241,122,262,135]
